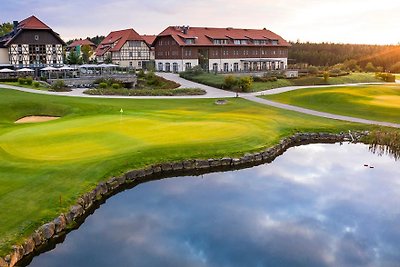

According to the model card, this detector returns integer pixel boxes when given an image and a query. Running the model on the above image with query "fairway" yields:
[0,88,373,257]
[262,84,400,124]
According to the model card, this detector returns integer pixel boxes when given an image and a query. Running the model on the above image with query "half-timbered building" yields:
[95,29,151,69]
[154,26,290,73]
[0,16,65,69]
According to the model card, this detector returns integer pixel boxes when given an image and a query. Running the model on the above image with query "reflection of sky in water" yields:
[28,143,400,267]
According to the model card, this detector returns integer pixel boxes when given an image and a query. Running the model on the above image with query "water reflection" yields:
[28,143,400,267]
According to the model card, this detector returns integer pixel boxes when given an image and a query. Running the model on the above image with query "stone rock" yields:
[232,158,241,166]
[210,159,221,167]
[152,165,162,173]
[9,245,24,266]
[221,157,232,166]
[53,214,67,233]
[144,168,153,176]
[161,163,172,172]
[32,232,42,247]
[183,160,195,170]
[0,256,8,267]
[195,160,209,169]
[66,205,84,224]
[22,236,35,255]
[172,162,183,171]
[39,222,55,240]
[125,170,139,181]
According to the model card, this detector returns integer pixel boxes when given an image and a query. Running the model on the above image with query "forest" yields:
[289,42,400,72]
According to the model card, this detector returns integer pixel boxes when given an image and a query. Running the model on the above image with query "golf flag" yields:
[120,108,123,113]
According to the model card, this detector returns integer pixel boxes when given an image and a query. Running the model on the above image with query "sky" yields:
[1,0,400,45]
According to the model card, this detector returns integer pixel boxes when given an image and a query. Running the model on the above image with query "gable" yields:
[10,30,64,45]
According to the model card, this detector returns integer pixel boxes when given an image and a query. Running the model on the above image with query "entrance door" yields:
[212,63,218,73]
[165,63,171,72]
[198,49,209,71]
[223,63,229,72]
[233,63,239,72]
[173,63,178,73]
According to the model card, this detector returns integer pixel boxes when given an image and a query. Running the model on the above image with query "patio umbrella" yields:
[0,68,15,73]
[17,68,34,72]
[40,66,58,71]
[58,66,75,78]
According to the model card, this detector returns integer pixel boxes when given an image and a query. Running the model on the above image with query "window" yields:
[184,50,192,57]
[185,38,195,45]
[158,62,163,71]
[173,63,178,72]
[233,63,239,72]
[34,35,39,41]
[271,40,278,45]
[128,41,141,47]
[138,61,142,67]
[185,62,192,70]
[129,62,133,67]
[223,50,228,56]
[138,51,141,57]
[223,63,229,72]
[233,39,247,45]
[213,39,228,45]
[212,63,218,72]
[129,52,133,58]
[165,63,171,72]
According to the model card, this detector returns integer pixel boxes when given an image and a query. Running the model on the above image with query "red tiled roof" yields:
[18,15,51,30]
[96,29,144,56]
[140,35,157,46]
[68,39,96,48]
[157,26,290,47]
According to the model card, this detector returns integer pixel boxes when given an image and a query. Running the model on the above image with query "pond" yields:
[27,143,400,267]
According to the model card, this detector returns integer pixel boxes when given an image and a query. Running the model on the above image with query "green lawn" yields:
[180,72,382,92]
[1,81,49,91]
[262,84,400,124]
[0,88,374,256]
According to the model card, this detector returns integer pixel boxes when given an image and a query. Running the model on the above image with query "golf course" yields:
[262,84,400,124]
[0,86,385,257]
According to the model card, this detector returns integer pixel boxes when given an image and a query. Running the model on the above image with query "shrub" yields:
[375,72,396,82]
[223,75,238,89]
[99,82,107,89]
[33,81,40,88]
[50,80,66,91]
[137,69,146,78]
[111,83,121,89]
[25,76,33,85]
[238,76,253,92]
[308,66,319,74]
[364,62,377,72]
[18,78,26,85]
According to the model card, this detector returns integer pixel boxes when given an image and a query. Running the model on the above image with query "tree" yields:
[323,71,330,83]
[81,44,93,63]
[66,51,82,65]
[364,62,376,72]
[389,62,400,73]
[0,22,13,36]
[238,76,253,92]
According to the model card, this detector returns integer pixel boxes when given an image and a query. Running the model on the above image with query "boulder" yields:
[0,256,8,267]
[172,162,184,171]
[221,157,232,166]
[9,245,24,267]
[183,160,195,170]
[39,222,55,240]
[22,237,35,255]
[195,160,210,169]
[32,232,42,247]
[161,163,172,172]
[53,214,67,233]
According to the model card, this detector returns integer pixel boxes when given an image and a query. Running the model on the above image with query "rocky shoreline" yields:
[0,131,369,267]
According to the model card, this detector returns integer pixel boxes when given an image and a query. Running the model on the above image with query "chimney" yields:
[182,25,189,35]
[13,21,18,35]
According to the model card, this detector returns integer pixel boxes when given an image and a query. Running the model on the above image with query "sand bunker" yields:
[15,116,60,124]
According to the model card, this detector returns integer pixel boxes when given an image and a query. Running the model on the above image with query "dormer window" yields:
[185,38,195,45]
[233,39,248,45]
[254,40,267,45]
[213,39,228,45]
[271,40,278,45]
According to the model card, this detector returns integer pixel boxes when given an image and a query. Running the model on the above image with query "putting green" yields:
[263,84,400,124]
[0,88,373,257]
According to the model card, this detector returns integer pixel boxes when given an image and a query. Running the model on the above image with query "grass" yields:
[262,84,400,124]
[180,72,382,92]
[0,87,376,257]
[1,81,49,91]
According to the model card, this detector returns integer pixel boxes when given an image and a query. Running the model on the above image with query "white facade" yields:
[0,48,8,64]
[156,57,287,73]
[156,59,198,72]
